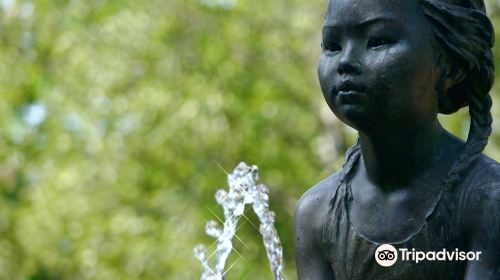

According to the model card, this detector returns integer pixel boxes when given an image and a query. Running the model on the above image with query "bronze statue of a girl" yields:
[294,0,500,279]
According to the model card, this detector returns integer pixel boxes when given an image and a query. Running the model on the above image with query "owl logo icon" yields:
[375,244,398,267]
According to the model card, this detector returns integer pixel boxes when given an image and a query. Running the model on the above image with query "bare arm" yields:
[294,191,334,280]
[463,183,500,280]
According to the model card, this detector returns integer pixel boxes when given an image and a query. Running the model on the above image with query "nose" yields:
[338,43,362,75]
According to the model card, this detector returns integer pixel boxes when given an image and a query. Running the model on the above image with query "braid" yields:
[339,139,361,183]
[443,91,493,189]
[418,0,494,190]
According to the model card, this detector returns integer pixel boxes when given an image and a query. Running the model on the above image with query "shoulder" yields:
[294,171,342,243]
[461,154,500,211]
[465,154,500,183]
[295,171,342,220]
[460,154,500,241]
[459,155,500,276]
[295,171,341,278]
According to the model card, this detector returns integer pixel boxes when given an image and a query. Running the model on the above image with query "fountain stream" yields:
[194,162,286,280]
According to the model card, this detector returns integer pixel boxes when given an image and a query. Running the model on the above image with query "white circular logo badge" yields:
[375,244,398,267]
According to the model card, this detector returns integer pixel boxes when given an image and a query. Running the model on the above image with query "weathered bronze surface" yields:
[294,0,500,279]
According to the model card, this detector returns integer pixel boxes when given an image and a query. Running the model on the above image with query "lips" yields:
[337,80,365,93]
[335,80,367,104]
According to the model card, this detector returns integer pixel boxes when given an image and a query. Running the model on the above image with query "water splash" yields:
[194,162,286,280]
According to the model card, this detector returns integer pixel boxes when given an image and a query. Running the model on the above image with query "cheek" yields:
[363,47,438,124]
[366,47,433,103]
[318,56,334,84]
[387,49,438,114]
[366,48,421,119]
[318,55,337,99]
[370,48,414,83]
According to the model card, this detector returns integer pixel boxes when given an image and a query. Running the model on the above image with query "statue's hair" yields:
[341,0,494,190]
[419,0,494,189]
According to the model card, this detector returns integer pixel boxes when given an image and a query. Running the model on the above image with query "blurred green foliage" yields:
[1,0,500,279]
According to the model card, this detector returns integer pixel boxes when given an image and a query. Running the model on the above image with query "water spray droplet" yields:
[194,244,207,262]
[215,189,227,204]
[233,203,244,216]
[205,220,222,238]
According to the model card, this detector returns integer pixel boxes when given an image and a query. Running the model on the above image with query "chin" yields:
[336,104,369,124]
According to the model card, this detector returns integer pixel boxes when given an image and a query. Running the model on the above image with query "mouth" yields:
[338,91,367,104]
[336,81,366,104]
[337,80,365,92]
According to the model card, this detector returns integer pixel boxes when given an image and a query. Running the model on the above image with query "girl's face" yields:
[318,0,441,132]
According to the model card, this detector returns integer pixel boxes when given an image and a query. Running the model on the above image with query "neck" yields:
[358,119,443,189]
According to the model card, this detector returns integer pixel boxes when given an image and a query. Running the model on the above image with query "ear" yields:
[440,66,466,93]
[436,64,468,114]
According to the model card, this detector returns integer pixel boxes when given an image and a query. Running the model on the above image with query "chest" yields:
[348,180,443,243]
[321,182,465,280]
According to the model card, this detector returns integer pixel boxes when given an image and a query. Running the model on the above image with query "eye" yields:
[322,41,341,54]
[367,36,395,49]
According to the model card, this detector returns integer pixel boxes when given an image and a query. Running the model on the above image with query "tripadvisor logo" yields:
[375,244,398,267]
[375,244,482,267]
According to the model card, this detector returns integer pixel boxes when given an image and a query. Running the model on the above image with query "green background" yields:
[1,0,500,279]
